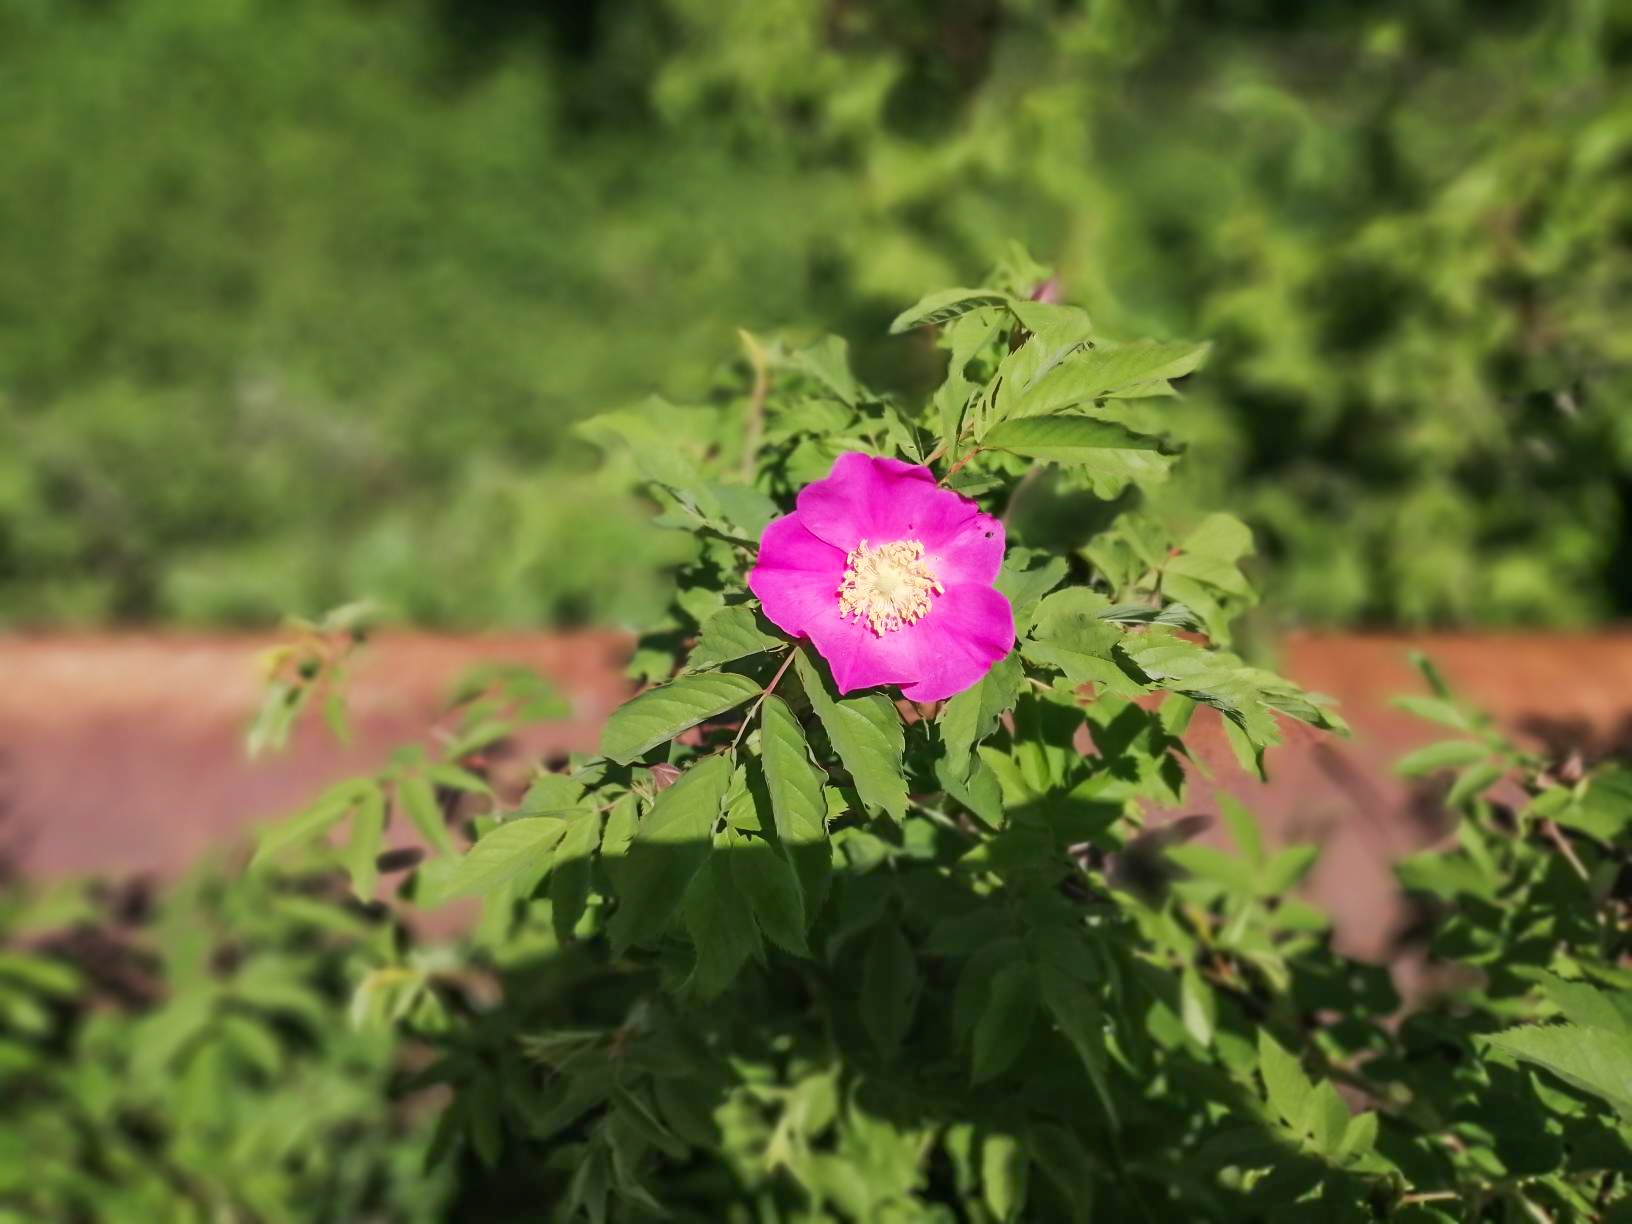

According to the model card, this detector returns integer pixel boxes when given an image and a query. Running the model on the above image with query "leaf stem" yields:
[729,647,797,750]
[907,797,976,843]
[939,447,983,487]
[1543,819,1590,882]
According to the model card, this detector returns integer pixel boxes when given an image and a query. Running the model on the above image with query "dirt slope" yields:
[1,630,1627,958]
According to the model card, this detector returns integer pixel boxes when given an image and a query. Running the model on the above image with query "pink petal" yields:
[747,515,847,639]
[751,455,1014,701]
[796,453,952,550]
[795,452,1003,588]
[750,520,920,691]
[922,506,1005,588]
[807,608,922,693]
[896,584,1015,703]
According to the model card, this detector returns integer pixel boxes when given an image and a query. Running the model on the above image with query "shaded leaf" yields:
[550,809,603,943]
[758,694,832,918]
[683,851,761,997]
[860,919,919,1056]
[608,755,733,952]
[726,826,807,955]
[972,963,1039,1082]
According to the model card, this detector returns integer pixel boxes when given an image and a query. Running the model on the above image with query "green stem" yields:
[729,647,796,750]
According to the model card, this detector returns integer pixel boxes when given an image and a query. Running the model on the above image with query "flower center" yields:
[837,538,943,635]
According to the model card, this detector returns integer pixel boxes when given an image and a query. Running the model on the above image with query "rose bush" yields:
[750,453,1012,701]
[236,266,1632,1221]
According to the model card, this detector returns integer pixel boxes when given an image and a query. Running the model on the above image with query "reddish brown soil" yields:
[1,629,1627,958]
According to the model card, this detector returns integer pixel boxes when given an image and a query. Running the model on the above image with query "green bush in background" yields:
[3,0,1629,628]
[0,865,449,1221]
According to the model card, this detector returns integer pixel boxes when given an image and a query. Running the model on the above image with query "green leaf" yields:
[726,826,807,955]
[758,695,832,919]
[247,679,307,758]
[1481,1024,1632,1115]
[1117,630,1335,753]
[440,814,571,900]
[938,652,1024,780]
[994,551,1068,632]
[1179,967,1217,1047]
[937,753,1005,829]
[794,650,907,822]
[709,482,778,539]
[1258,1029,1313,1132]
[1095,602,1201,629]
[576,399,724,525]
[218,1014,283,1078]
[1027,1123,1095,1222]
[972,963,1039,1082]
[1396,849,1496,901]
[400,776,457,857]
[344,784,386,902]
[1553,765,1632,840]
[1179,512,1253,562]
[1394,740,1491,777]
[608,755,733,952]
[600,672,762,765]
[981,416,1170,483]
[321,690,352,747]
[425,764,495,796]
[600,793,640,893]
[550,809,603,943]
[860,918,919,1056]
[1023,587,1146,697]
[1390,695,1476,732]
[993,306,1095,419]
[682,850,761,997]
[890,287,1012,334]
[687,606,786,671]
[792,335,862,405]
[1537,974,1632,1035]
[1167,844,1258,895]
[981,1132,1029,1222]
[251,778,375,869]
[1306,1080,1351,1154]
[1218,793,1264,866]
[1335,1111,1379,1163]
[0,952,80,997]
[1008,340,1209,416]
[1258,845,1318,896]
[1445,761,1505,808]
[1038,967,1119,1132]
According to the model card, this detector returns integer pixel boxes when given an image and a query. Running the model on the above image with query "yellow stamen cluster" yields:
[837,538,943,635]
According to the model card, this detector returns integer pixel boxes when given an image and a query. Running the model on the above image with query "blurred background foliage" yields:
[3,0,1629,629]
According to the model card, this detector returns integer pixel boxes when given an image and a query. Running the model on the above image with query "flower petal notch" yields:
[748,452,1014,702]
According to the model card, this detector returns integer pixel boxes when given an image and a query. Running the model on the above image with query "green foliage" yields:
[0,867,448,1221]
[4,0,1630,628]
[221,274,1631,1220]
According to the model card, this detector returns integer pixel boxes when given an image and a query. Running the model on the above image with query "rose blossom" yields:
[748,453,1014,702]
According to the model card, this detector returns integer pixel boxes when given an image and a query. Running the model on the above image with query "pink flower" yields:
[748,453,1014,702]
